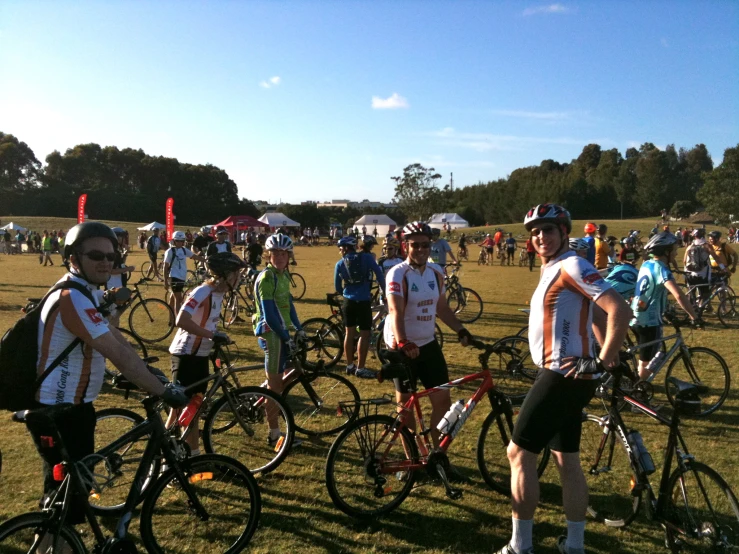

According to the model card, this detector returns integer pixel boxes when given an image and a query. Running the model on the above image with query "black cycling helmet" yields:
[708,230,722,240]
[110,227,126,236]
[63,222,118,263]
[431,227,441,237]
[362,235,377,246]
[207,252,246,277]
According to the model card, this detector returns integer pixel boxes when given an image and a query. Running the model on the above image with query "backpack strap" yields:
[33,280,98,392]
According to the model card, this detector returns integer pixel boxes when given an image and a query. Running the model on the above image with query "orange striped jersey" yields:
[169,283,224,357]
[529,251,612,377]
[36,274,110,405]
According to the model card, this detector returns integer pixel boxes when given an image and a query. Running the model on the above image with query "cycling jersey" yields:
[709,242,736,270]
[604,263,639,301]
[169,284,224,356]
[383,261,445,348]
[206,241,232,257]
[493,231,502,245]
[528,251,611,376]
[505,237,517,251]
[618,247,638,264]
[631,259,674,327]
[253,265,300,341]
[582,236,596,265]
[36,274,109,405]
[378,255,403,276]
[594,238,611,269]
[333,252,385,301]
[164,246,195,281]
[429,238,452,265]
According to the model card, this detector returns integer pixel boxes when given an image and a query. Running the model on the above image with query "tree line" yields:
[2,131,737,228]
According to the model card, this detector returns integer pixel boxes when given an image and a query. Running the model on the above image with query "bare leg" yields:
[428,389,451,448]
[357,330,371,368]
[551,450,588,521]
[344,326,356,367]
[507,442,540,520]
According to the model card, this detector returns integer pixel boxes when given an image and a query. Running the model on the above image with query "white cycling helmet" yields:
[524,203,572,234]
[172,231,187,241]
[265,233,293,251]
[402,221,432,238]
[568,237,590,251]
[644,231,677,255]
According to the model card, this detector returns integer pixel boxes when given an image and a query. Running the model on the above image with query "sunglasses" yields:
[530,226,558,237]
[82,251,116,262]
[408,241,431,249]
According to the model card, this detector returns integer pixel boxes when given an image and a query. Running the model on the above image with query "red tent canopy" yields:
[212,215,268,230]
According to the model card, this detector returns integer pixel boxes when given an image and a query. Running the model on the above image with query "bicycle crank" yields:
[427,450,463,500]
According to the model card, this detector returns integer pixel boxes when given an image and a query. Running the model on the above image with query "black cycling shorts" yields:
[394,340,449,394]
[630,325,663,362]
[148,252,158,263]
[170,277,185,293]
[171,354,210,395]
[26,402,96,524]
[512,369,598,454]
[485,247,494,254]
[342,299,372,331]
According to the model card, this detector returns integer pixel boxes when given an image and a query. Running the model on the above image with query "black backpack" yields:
[0,280,96,411]
[342,252,367,285]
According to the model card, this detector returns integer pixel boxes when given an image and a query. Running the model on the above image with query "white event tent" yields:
[137,222,166,231]
[258,212,300,229]
[0,222,28,232]
[353,214,397,238]
[428,213,469,230]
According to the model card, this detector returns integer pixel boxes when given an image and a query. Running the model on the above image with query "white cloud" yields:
[661,37,669,48]
[259,76,281,89]
[427,128,615,152]
[522,4,570,16]
[371,93,409,110]
[492,109,571,121]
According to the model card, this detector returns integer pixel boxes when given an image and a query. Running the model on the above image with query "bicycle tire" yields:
[515,325,528,338]
[91,407,159,515]
[325,415,418,519]
[476,407,550,495]
[579,413,640,527]
[486,336,538,402]
[664,347,730,417]
[289,272,307,300]
[664,461,739,553]
[283,372,360,436]
[221,292,239,329]
[446,287,483,323]
[128,298,175,344]
[105,328,148,380]
[717,295,739,329]
[183,269,198,293]
[299,317,343,369]
[0,512,86,553]
[202,386,295,475]
[139,454,261,554]
[141,260,152,279]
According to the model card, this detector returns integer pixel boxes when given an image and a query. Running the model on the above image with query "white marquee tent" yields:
[0,222,28,232]
[137,222,166,231]
[258,212,300,229]
[428,213,469,230]
[353,214,397,238]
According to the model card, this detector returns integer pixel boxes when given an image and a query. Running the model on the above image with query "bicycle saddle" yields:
[666,376,709,397]
[12,402,75,425]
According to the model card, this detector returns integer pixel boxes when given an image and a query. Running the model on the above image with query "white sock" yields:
[510,517,533,553]
[190,449,200,457]
[565,519,586,550]
[269,428,281,440]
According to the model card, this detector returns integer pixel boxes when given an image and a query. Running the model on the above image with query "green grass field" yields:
[1,215,737,553]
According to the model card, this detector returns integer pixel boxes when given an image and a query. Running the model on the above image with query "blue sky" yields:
[1,1,737,204]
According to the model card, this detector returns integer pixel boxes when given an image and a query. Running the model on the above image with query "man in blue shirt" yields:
[334,236,385,377]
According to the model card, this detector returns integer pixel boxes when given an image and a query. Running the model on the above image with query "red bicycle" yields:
[324,340,550,519]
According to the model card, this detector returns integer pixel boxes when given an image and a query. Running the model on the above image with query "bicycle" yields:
[669,270,734,323]
[0,395,261,553]
[717,294,739,329]
[444,265,483,323]
[140,255,164,281]
[221,269,258,328]
[324,340,550,519]
[580,362,739,551]
[114,280,175,344]
[599,313,730,417]
[287,268,306,300]
[518,247,527,266]
[456,246,469,262]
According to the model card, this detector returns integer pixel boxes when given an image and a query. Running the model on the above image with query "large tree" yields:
[391,163,447,221]
[0,133,41,213]
[697,144,739,224]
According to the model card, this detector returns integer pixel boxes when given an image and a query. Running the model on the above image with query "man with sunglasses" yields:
[495,205,631,554]
[27,222,188,543]
[384,221,472,480]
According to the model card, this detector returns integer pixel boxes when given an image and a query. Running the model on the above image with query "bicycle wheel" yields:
[140,454,261,554]
[515,325,528,338]
[486,336,538,402]
[325,415,418,519]
[579,414,640,527]
[183,269,198,293]
[0,512,86,553]
[446,287,483,323]
[128,298,175,343]
[221,292,239,329]
[106,328,148,380]
[665,461,739,553]
[91,408,159,515]
[202,386,294,475]
[289,272,306,300]
[299,317,343,369]
[141,260,152,279]
[717,295,738,329]
[283,372,360,436]
[477,407,550,495]
[664,347,730,417]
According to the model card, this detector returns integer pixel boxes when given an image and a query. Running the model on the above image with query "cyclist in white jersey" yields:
[30,222,187,536]
[105,227,134,293]
[163,230,205,314]
[384,222,472,478]
[495,205,630,554]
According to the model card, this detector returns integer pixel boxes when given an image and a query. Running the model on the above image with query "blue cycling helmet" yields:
[338,236,357,248]
[604,263,639,301]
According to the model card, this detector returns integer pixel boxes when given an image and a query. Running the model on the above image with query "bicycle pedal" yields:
[446,488,463,500]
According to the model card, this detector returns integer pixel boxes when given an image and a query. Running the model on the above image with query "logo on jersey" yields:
[581,270,603,285]
[84,308,104,324]
[186,298,198,309]
[428,281,435,290]
[388,282,401,293]
[411,283,419,292]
